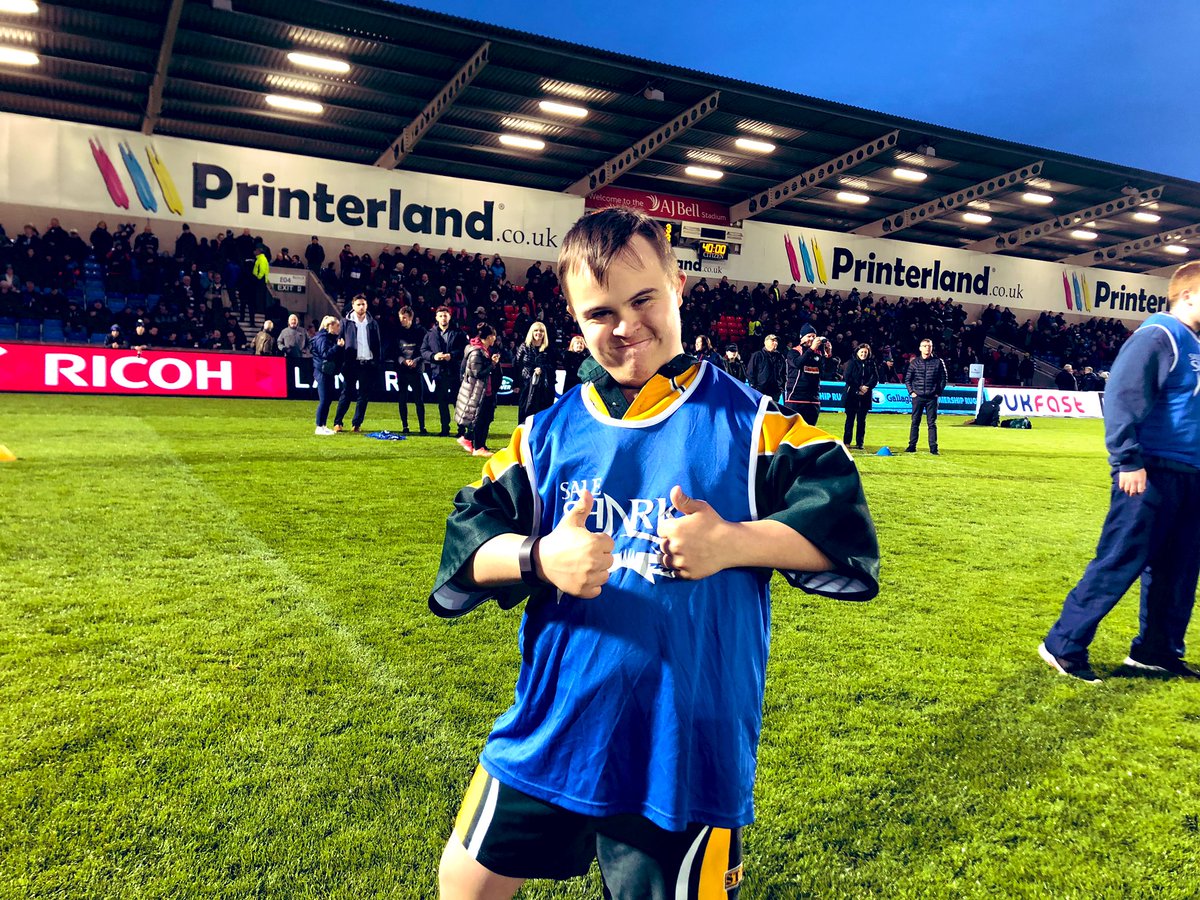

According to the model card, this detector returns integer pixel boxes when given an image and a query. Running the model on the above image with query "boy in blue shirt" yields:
[430,208,879,898]
[1040,260,1200,684]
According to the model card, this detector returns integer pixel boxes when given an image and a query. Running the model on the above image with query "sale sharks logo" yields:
[557,479,678,584]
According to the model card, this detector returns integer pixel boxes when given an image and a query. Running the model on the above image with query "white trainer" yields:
[315,426,335,435]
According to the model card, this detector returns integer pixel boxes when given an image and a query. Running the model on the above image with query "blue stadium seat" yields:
[107,297,127,313]
[42,320,65,341]
[64,326,88,343]
[0,322,16,341]
[17,319,41,341]
[89,333,107,344]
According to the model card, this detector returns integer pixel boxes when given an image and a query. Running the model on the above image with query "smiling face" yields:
[565,235,685,393]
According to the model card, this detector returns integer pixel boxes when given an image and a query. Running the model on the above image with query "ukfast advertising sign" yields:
[0,344,286,398]
[983,386,1103,418]
[734,220,1169,323]
[815,381,1101,418]
[0,112,583,259]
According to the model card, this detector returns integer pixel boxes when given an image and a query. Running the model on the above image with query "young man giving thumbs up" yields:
[430,208,879,899]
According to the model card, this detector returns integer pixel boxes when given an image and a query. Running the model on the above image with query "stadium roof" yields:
[3,0,1198,274]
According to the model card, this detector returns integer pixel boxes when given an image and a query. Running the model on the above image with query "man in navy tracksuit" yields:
[1040,261,1200,683]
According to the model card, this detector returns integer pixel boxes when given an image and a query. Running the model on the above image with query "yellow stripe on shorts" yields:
[453,765,490,843]
[698,827,732,900]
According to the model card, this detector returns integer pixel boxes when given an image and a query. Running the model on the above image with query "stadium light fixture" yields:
[0,0,38,12]
[1132,211,1161,223]
[538,100,587,119]
[265,94,323,114]
[735,137,775,154]
[1022,191,1054,205]
[1070,229,1098,241]
[0,45,37,65]
[685,165,723,180]
[962,212,992,224]
[892,167,927,182]
[836,191,870,205]
[1164,244,1189,255]
[499,134,545,150]
[286,51,350,74]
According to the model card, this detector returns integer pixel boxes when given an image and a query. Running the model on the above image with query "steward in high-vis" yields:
[429,207,879,899]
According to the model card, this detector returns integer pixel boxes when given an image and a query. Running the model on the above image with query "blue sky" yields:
[404,0,1200,182]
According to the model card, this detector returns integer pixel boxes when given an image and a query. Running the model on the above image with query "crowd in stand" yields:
[0,215,1132,386]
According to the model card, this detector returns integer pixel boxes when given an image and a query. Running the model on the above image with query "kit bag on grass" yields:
[1000,417,1032,429]
[971,396,1002,427]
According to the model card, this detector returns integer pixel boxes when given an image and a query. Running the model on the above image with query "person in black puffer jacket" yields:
[842,344,879,449]
[904,338,949,454]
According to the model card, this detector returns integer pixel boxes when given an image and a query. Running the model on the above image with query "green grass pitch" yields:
[2,393,1199,899]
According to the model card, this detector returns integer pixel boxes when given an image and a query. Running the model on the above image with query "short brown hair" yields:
[557,208,678,306]
[1168,260,1200,305]
[399,306,414,318]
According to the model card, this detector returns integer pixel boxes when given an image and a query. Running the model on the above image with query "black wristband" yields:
[518,535,541,586]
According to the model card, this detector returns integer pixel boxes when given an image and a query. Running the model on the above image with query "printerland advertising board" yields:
[0,112,583,260]
[733,221,1171,323]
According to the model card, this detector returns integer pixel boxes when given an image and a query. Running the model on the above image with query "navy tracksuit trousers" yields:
[1045,462,1200,665]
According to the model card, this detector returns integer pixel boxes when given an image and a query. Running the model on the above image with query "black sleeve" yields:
[420,329,437,365]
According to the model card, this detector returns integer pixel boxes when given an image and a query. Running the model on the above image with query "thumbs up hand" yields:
[535,490,614,599]
[657,485,731,580]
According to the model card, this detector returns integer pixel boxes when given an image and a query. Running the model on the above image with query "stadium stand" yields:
[0,215,1129,386]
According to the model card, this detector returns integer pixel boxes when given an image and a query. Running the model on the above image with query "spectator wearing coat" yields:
[421,306,468,438]
[1055,364,1078,392]
[693,334,726,371]
[904,338,949,454]
[310,315,344,435]
[723,344,747,382]
[252,319,277,355]
[842,344,879,449]
[515,321,556,423]
[561,334,589,393]
[276,314,310,358]
[332,294,381,433]
[393,305,428,434]
[454,322,501,457]
[747,333,783,399]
